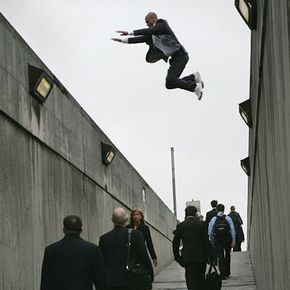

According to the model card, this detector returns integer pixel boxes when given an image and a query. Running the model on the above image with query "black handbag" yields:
[126,229,152,290]
[205,264,222,290]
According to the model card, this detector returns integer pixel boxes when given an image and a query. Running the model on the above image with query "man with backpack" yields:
[208,204,235,280]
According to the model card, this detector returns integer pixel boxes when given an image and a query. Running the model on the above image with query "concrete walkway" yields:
[153,251,257,290]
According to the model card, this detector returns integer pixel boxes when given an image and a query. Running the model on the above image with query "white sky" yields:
[1,0,250,247]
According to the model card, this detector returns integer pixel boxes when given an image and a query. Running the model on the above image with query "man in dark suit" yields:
[173,206,212,290]
[205,200,218,227]
[99,207,153,290]
[40,215,109,290]
[228,205,244,251]
[111,12,204,99]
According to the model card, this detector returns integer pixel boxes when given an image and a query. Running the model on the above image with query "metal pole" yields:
[171,147,177,216]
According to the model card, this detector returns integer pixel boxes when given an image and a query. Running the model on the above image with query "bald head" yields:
[112,207,128,226]
[145,12,158,27]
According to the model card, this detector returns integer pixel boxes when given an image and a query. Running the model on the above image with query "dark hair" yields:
[129,209,145,227]
[216,204,225,212]
[211,200,218,208]
[185,206,197,217]
[63,215,82,233]
[230,205,235,211]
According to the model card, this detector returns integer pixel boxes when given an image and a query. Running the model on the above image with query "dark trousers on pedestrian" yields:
[184,263,206,290]
[233,240,242,252]
[111,287,129,290]
[215,241,231,278]
[165,50,196,92]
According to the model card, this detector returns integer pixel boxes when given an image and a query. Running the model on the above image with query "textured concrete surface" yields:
[247,0,290,289]
[152,251,256,290]
[0,12,176,289]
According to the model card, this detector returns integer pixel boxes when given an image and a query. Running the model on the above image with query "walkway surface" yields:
[153,251,257,290]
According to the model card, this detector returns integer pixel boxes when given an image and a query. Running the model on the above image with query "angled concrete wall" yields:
[0,13,176,289]
[247,0,290,289]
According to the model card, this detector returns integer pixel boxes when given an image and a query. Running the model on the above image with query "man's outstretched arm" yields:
[111,31,150,44]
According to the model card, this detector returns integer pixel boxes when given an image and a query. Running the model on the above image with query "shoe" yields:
[194,83,203,100]
[193,71,204,88]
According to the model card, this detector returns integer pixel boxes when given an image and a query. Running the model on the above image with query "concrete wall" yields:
[0,13,176,289]
[247,0,290,289]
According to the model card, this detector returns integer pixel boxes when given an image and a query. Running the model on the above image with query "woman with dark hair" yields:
[127,209,158,267]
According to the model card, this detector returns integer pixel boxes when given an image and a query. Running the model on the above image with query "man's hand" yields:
[116,30,129,36]
[111,38,122,42]
[152,259,158,267]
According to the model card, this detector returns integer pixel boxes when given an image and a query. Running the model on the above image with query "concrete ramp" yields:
[153,251,256,290]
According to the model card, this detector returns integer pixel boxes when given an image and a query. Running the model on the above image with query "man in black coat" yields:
[111,12,204,99]
[205,200,218,228]
[99,208,153,290]
[228,205,244,251]
[173,206,212,290]
[40,215,109,290]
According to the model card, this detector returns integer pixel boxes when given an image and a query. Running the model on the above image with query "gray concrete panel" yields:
[247,0,290,289]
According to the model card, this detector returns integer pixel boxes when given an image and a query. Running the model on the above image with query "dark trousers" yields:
[111,287,129,290]
[233,240,242,252]
[215,241,231,277]
[165,50,196,92]
[184,263,206,290]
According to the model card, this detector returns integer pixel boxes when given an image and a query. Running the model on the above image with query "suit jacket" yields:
[40,234,109,290]
[205,208,217,226]
[172,217,212,266]
[127,223,157,260]
[128,19,185,63]
[99,226,153,288]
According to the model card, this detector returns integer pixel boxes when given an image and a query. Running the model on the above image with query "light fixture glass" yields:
[239,99,252,128]
[28,64,53,102]
[235,0,257,30]
[105,151,115,164]
[239,0,249,22]
[101,142,116,166]
[36,77,52,98]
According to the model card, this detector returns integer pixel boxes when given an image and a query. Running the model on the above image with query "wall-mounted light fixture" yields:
[239,99,252,128]
[234,0,257,30]
[28,64,54,102]
[240,157,250,176]
[101,142,116,166]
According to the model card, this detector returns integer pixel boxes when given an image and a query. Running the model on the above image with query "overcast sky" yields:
[1,0,250,246]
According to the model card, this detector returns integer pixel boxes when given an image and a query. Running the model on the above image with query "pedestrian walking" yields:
[40,215,109,290]
[127,208,158,267]
[173,206,212,290]
[228,205,244,251]
[99,208,153,290]
[208,204,235,280]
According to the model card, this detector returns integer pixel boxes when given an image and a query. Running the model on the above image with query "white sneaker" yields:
[194,83,203,100]
[194,71,204,88]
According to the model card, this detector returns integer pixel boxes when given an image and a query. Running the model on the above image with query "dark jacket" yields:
[172,217,212,266]
[128,19,185,63]
[228,211,244,242]
[99,226,153,288]
[205,208,218,226]
[127,222,157,260]
[40,234,109,290]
